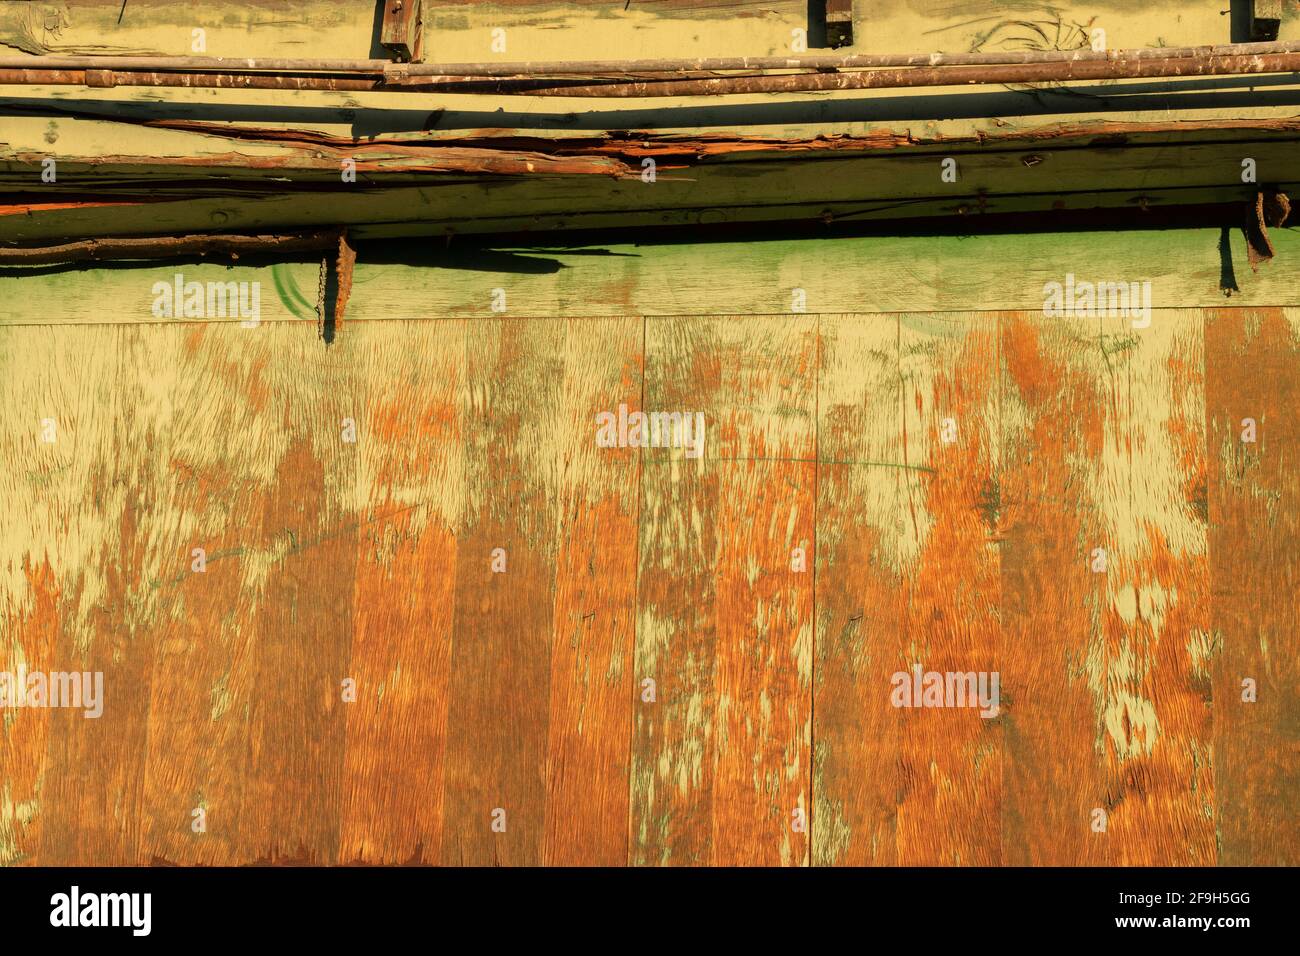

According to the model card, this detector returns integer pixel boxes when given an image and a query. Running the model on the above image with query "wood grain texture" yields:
[541,317,641,866]
[337,322,465,865]
[8,230,1300,327]
[999,310,1112,866]
[813,315,907,865]
[441,318,560,865]
[631,316,815,866]
[0,298,1295,867]
[1001,310,1214,866]
[1205,307,1300,865]
[814,313,1001,865]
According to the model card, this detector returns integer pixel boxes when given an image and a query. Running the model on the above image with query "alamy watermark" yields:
[0,667,103,718]
[595,403,705,458]
[50,886,150,936]
[1043,273,1152,328]
[890,664,1000,718]
[151,273,261,326]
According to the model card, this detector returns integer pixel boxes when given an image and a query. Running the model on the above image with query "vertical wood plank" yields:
[337,320,465,865]
[0,552,58,866]
[139,323,279,864]
[894,313,1002,865]
[632,315,815,866]
[442,317,562,865]
[0,327,104,864]
[999,311,1111,865]
[543,317,642,866]
[815,313,1001,865]
[1096,311,1212,866]
[630,388,717,865]
[813,315,908,865]
[28,326,168,865]
[1002,310,1212,866]
[1206,306,1300,865]
[240,326,358,863]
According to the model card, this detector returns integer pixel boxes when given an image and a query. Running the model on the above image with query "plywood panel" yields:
[814,313,1001,865]
[1205,307,1300,865]
[139,324,281,865]
[541,317,642,866]
[631,315,815,866]
[337,321,465,865]
[440,318,561,865]
[440,315,642,865]
[999,311,1112,866]
[1002,310,1213,865]
[0,299,1294,867]
[1,326,171,865]
[813,315,907,865]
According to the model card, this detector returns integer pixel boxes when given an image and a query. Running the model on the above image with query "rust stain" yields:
[334,229,356,330]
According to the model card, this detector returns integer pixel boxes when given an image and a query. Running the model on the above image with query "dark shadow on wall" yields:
[1220,225,1241,295]
[806,0,828,50]
[369,0,389,59]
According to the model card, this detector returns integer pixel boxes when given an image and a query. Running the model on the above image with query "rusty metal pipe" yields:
[532,51,1300,97]
[2,48,1300,97]
[4,40,1300,77]
[0,69,384,93]
[0,230,343,266]
[0,69,693,94]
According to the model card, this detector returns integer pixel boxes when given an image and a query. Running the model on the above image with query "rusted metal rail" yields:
[0,70,383,93]
[0,230,342,266]
[538,51,1300,97]
[4,48,1300,97]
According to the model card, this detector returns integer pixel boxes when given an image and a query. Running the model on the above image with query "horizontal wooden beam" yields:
[4,119,1299,244]
[2,227,1296,325]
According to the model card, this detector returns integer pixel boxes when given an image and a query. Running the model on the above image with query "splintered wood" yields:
[1,302,1295,865]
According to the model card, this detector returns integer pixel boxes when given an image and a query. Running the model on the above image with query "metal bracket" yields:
[1249,0,1282,41]
[380,0,423,63]
[825,0,854,49]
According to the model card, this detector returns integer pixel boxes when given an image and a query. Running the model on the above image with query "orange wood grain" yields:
[338,322,465,865]
[0,306,1294,867]
[631,316,815,866]
[815,314,1001,865]
[240,332,356,864]
[629,447,718,865]
[895,315,1002,865]
[441,319,561,866]
[33,328,162,865]
[999,312,1111,865]
[1206,307,1300,865]
[1104,311,1212,867]
[0,557,59,866]
[542,318,642,867]
[999,311,1214,865]
[140,325,273,865]
[813,316,908,865]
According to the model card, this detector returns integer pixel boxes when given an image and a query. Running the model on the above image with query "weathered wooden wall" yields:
[1,0,1297,868]
[1,229,1296,866]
